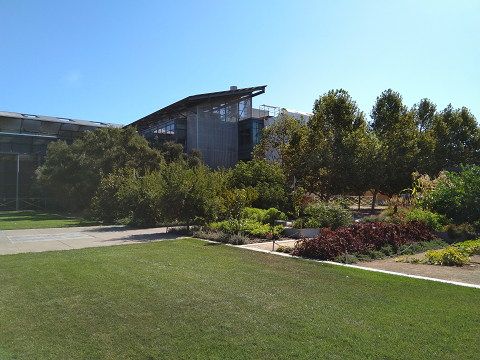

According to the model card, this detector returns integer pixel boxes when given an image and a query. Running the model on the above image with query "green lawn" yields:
[1,239,478,359]
[0,211,100,230]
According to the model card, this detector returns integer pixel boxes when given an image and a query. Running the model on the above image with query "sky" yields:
[1,0,479,126]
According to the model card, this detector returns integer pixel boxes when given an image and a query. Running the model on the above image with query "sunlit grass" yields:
[1,239,478,359]
[0,211,100,230]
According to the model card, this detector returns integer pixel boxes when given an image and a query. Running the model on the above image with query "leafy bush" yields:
[425,247,470,266]
[92,162,223,228]
[446,223,477,240]
[403,209,450,231]
[299,201,353,230]
[262,208,288,224]
[207,219,284,239]
[225,160,289,210]
[333,253,359,264]
[228,233,248,245]
[291,218,304,228]
[396,238,448,255]
[192,229,232,243]
[91,168,133,223]
[276,246,294,254]
[360,208,450,232]
[422,165,480,224]
[360,215,384,223]
[380,205,409,218]
[291,221,436,260]
[242,207,265,223]
[241,207,288,225]
[379,244,394,256]
[453,239,480,255]
[91,168,164,226]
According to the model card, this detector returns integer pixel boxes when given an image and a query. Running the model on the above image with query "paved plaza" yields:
[0,226,186,255]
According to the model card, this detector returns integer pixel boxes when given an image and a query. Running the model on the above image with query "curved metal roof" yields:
[0,111,121,138]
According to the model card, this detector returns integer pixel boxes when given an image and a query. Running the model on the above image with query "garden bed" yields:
[355,252,480,286]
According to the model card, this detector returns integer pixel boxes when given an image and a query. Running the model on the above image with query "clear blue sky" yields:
[1,0,479,125]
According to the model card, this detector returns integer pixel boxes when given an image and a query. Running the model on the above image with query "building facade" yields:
[0,111,119,210]
[126,86,268,169]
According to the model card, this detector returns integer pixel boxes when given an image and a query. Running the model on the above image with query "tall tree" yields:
[304,89,372,199]
[151,139,203,167]
[431,105,480,170]
[370,89,420,197]
[35,126,164,210]
[253,110,308,184]
[411,98,437,175]
[226,160,288,210]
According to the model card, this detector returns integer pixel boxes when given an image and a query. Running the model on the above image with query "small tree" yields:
[91,168,165,226]
[35,126,164,210]
[304,89,371,200]
[159,163,222,229]
[225,160,288,210]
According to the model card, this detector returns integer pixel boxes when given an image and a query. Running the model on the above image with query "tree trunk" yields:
[371,189,378,212]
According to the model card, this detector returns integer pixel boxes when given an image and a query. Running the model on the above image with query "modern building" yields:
[1,86,312,209]
[126,86,270,169]
[126,85,313,169]
[0,111,119,210]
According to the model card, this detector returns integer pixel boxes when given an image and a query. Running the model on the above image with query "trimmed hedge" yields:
[291,221,436,260]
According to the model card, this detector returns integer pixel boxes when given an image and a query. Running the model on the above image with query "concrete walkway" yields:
[0,225,186,255]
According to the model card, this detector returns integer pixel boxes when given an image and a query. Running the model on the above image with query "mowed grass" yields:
[0,211,100,230]
[1,239,478,360]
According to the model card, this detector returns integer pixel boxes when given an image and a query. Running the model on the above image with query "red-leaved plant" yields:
[291,221,435,260]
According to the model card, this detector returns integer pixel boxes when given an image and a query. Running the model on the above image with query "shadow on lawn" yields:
[80,226,187,243]
[0,211,100,226]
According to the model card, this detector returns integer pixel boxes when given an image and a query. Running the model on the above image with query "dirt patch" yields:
[242,240,480,286]
[355,253,480,286]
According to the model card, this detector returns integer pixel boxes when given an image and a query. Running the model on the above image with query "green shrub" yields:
[262,208,288,224]
[425,247,470,266]
[446,223,477,240]
[91,168,164,226]
[370,250,386,260]
[304,218,323,228]
[276,246,294,253]
[397,238,448,255]
[453,239,480,255]
[422,165,480,224]
[410,257,422,264]
[404,209,450,231]
[300,201,353,230]
[380,206,409,218]
[360,215,384,223]
[207,219,284,239]
[334,253,359,264]
[226,160,288,210]
[192,229,232,243]
[291,218,304,228]
[380,244,394,256]
[241,207,287,225]
[229,233,248,245]
[241,207,265,223]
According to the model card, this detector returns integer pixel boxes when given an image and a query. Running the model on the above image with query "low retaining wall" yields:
[284,228,321,239]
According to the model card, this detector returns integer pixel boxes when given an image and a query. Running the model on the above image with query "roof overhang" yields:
[0,111,121,138]
[126,85,266,132]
